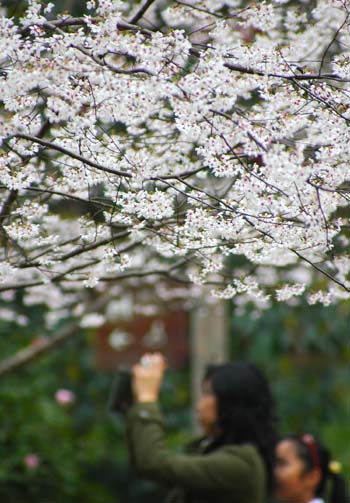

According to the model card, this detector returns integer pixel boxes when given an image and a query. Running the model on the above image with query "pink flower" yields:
[55,388,75,406]
[24,454,40,471]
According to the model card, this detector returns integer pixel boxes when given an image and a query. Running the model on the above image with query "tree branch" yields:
[319,13,349,75]
[291,248,350,292]
[0,258,191,378]
[22,16,154,37]
[0,320,78,378]
[0,291,112,378]
[129,0,157,24]
[174,0,228,18]
[0,189,18,225]
[224,62,347,82]
[14,134,132,178]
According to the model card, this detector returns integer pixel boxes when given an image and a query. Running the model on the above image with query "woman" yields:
[274,434,347,503]
[126,353,278,503]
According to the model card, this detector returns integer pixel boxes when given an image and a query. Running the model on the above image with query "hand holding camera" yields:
[108,353,167,415]
[132,353,167,403]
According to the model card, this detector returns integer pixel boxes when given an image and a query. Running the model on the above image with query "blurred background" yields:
[0,1,349,502]
[1,294,349,502]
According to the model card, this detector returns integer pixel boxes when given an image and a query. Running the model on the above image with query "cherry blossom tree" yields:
[1,0,350,360]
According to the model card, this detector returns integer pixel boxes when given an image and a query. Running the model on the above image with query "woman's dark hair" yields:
[203,361,278,492]
[282,434,347,503]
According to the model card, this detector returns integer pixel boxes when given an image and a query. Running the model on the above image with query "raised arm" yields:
[126,401,264,498]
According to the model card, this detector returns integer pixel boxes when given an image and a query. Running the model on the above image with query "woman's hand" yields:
[132,353,167,403]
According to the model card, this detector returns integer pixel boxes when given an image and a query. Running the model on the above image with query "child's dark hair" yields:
[283,434,347,503]
[204,362,278,493]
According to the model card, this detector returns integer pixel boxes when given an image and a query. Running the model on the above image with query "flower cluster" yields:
[0,0,350,328]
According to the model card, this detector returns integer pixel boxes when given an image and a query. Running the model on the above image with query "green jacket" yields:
[126,402,266,503]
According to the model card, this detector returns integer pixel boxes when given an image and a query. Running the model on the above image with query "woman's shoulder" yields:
[219,443,265,468]
[221,442,260,455]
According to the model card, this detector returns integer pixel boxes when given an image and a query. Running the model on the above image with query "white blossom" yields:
[0,0,349,326]
[275,283,306,302]
[307,290,333,306]
[80,312,105,328]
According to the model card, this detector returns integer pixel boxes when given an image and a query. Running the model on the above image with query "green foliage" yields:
[229,300,350,473]
[0,306,190,503]
[1,296,349,501]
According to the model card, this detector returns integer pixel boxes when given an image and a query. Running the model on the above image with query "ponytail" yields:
[328,469,348,503]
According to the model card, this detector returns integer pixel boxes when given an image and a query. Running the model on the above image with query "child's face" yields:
[274,439,319,503]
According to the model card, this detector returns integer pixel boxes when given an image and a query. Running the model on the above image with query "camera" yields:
[108,367,133,415]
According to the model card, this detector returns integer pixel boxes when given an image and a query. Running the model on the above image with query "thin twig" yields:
[319,13,349,75]
[14,134,132,178]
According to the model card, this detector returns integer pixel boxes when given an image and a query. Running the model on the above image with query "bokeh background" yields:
[1,296,349,502]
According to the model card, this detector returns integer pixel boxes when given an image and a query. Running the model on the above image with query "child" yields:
[274,434,347,503]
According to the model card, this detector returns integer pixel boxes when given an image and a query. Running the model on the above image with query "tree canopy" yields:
[1,0,350,332]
